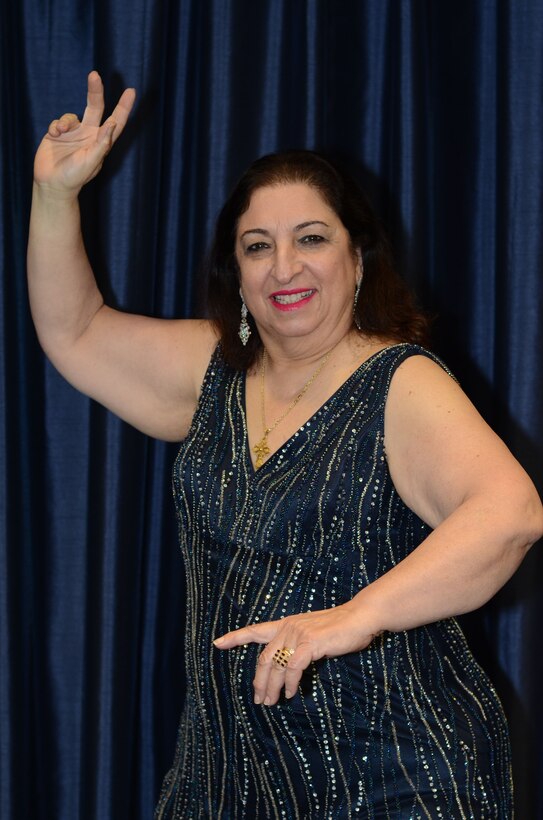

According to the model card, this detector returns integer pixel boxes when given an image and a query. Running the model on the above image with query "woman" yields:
[28,73,542,818]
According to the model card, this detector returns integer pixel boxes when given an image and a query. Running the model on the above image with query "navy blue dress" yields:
[155,344,512,819]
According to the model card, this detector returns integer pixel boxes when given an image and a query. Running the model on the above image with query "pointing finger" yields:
[213,620,279,649]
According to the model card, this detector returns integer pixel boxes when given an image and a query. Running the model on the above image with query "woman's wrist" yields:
[341,591,388,644]
[32,179,82,206]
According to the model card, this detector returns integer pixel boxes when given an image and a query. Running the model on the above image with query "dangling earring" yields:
[353,255,364,331]
[238,293,251,346]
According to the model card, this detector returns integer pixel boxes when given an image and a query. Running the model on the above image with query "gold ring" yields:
[272,647,295,669]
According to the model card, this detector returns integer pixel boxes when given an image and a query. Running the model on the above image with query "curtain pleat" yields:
[2,1,542,817]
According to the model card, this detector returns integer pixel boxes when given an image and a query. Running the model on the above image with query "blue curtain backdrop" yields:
[1,1,542,817]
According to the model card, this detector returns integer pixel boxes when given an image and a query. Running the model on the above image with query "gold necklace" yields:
[253,346,336,469]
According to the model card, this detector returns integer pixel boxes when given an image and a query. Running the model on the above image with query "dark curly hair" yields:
[206,150,430,370]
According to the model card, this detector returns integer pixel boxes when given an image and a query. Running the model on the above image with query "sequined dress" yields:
[155,344,512,819]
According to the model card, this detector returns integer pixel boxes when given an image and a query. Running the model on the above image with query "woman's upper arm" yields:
[45,308,219,440]
[383,355,542,534]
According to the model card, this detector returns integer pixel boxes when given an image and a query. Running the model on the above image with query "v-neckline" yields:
[241,344,406,476]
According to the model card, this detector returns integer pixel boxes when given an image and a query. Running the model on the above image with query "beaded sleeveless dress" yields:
[155,344,512,819]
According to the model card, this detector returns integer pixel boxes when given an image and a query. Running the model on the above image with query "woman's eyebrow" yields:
[239,227,270,239]
[294,220,330,231]
[239,220,330,239]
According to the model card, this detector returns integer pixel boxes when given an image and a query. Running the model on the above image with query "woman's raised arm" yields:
[27,71,216,441]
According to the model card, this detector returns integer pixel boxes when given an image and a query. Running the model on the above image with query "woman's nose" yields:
[273,243,303,282]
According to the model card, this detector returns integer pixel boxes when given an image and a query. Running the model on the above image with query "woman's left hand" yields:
[213,602,379,706]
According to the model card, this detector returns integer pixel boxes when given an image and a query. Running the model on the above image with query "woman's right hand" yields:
[33,71,136,197]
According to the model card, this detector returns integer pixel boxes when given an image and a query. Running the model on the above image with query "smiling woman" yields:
[27,76,543,819]
[208,150,430,372]
[236,184,360,353]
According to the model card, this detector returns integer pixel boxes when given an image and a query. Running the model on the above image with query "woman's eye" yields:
[300,234,325,245]
[245,242,270,254]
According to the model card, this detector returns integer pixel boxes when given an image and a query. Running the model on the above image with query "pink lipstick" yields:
[269,288,316,311]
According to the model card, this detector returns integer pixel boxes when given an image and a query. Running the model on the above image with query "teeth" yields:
[273,290,314,304]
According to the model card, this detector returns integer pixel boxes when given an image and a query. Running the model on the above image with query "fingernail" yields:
[285,689,292,699]
[254,694,261,704]
[213,637,225,646]
[264,696,271,706]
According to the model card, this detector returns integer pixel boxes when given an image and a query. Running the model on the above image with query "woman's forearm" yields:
[348,489,542,637]
[27,183,104,359]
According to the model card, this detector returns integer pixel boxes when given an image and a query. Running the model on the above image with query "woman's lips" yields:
[269,289,316,311]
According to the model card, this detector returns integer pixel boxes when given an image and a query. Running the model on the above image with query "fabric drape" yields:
[1,1,542,817]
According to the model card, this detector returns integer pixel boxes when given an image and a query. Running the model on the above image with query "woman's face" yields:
[235,182,361,349]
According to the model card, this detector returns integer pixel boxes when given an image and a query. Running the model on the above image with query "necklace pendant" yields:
[253,436,270,469]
